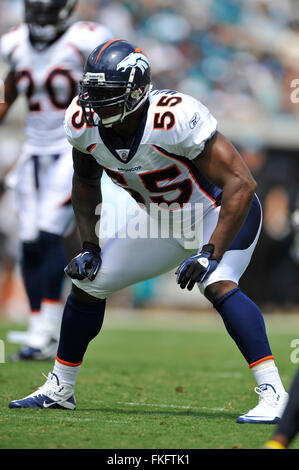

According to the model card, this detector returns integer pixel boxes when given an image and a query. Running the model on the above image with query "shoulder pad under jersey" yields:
[64,21,113,62]
[64,96,100,154]
[149,89,217,159]
[0,24,27,67]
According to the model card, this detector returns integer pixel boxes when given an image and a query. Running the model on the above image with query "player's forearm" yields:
[208,177,256,259]
[71,173,102,246]
[0,103,9,122]
[0,72,18,122]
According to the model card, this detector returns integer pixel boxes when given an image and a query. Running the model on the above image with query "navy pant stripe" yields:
[228,194,262,251]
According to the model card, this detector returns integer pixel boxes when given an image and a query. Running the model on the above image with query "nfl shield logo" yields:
[116,149,129,161]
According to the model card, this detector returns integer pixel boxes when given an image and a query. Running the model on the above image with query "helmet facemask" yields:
[78,70,152,127]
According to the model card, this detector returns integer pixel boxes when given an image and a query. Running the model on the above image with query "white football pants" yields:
[72,194,262,298]
[16,147,75,241]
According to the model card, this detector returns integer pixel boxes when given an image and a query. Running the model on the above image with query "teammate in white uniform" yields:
[0,0,112,360]
[9,40,289,424]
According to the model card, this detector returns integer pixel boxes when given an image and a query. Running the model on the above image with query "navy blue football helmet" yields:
[78,39,152,127]
[25,0,77,46]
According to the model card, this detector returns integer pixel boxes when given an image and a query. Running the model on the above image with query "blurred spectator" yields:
[261,186,296,309]
[0,139,21,313]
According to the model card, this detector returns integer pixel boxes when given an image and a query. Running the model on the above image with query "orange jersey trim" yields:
[88,143,97,153]
[58,195,72,208]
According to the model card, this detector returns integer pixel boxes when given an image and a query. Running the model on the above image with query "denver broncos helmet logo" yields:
[116,52,149,75]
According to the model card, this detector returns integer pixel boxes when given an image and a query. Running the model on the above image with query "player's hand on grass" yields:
[64,241,102,281]
[175,244,220,291]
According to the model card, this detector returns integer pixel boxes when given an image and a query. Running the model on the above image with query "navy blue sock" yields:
[213,287,273,366]
[39,231,67,301]
[21,241,42,311]
[57,293,106,365]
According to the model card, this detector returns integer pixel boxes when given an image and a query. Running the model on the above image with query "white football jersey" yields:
[0,21,112,151]
[65,89,221,221]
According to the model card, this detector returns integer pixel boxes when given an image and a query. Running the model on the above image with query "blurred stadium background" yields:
[0,0,299,322]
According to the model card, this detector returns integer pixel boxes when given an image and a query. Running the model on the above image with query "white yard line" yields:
[88,399,229,413]
[6,414,130,424]
[120,402,229,412]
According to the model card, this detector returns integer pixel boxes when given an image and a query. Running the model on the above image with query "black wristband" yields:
[82,241,101,253]
[202,244,215,255]
[202,244,222,262]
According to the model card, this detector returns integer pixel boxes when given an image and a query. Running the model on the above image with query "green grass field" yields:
[0,309,299,450]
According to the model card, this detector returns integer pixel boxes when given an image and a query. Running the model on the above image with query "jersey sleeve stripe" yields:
[87,143,97,152]
[151,145,222,207]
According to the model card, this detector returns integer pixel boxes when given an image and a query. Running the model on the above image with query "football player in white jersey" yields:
[0,0,112,360]
[9,40,289,424]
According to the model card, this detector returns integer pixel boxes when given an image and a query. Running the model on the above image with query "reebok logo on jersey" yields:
[116,52,149,75]
[189,112,200,129]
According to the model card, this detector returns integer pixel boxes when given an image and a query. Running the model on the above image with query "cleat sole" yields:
[236,416,280,424]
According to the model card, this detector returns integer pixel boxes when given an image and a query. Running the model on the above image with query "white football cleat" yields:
[9,313,60,361]
[236,383,288,424]
[9,372,76,410]
[9,337,58,362]
[7,330,29,345]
